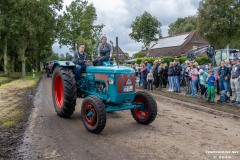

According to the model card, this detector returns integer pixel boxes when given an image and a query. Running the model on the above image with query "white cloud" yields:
[54,0,201,56]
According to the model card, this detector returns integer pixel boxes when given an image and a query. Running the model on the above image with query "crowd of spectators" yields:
[133,57,240,104]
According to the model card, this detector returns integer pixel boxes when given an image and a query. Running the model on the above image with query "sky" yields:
[52,0,201,56]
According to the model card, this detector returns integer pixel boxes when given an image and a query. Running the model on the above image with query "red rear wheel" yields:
[52,67,77,118]
[54,74,64,108]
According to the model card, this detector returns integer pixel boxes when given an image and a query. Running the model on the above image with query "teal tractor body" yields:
[51,61,158,134]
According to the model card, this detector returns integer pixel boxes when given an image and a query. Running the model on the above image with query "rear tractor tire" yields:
[81,95,106,134]
[131,91,157,125]
[52,67,77,118]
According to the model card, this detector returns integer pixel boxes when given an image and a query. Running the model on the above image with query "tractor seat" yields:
[103,61,113,66]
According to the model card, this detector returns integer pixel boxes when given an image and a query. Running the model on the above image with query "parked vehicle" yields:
[45,61,54,77]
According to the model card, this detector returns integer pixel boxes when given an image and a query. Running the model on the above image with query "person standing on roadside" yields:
[141,63,148,89]
[173,61,182,93]
[152,60,160,88]
[230,57,240,104]
[199,69,208,98]
[163,63,168,88]
[168,62,174,92]
[158,63,164,90]
[190,63,199,97]
[217,61,231,103]
[206,70,216,103]
[184,61,191,96]
[147,69,154,90]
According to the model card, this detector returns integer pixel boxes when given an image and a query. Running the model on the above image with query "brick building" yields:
[146,32,209,58]
[113,46,129,60]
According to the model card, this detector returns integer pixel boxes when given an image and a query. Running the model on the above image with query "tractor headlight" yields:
[108,78,114,84]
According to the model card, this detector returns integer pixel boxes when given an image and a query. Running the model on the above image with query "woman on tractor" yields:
[93,36,113,66]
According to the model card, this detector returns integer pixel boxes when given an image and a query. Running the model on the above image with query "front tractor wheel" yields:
[81,95,106,134]
[131,91,158,125]
[52,67,77,118]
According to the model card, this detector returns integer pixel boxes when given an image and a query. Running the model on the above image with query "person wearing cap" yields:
[199,69,208,98]
[217,61,231,102]
[206,69,216,103]
[230,57,240,104]
[93,36,113,66]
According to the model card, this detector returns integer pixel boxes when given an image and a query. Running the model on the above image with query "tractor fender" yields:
[52,60,76,72]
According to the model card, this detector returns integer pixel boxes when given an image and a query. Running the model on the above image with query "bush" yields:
[178,56,187,64]
[195,56,209,65]
[136,58,142,64]
[161,56,175,65]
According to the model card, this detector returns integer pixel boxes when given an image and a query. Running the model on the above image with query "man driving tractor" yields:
[73,43,88,79]
[93,36,113,66]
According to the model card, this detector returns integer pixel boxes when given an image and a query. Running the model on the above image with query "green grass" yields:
[0,77,12,85]
[0,110,21,128]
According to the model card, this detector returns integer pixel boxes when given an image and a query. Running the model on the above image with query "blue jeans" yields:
[191,80,198,96]
[76,65,86,79]
[174,76,180,92]
[168,76,174,90]
[219,79,230,92]
[142,75,147,89]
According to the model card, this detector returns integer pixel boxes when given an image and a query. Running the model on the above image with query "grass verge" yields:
[0,75,39,128]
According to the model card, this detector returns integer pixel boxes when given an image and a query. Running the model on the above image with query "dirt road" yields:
[17,76,240,160]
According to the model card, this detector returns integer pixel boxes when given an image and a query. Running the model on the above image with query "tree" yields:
[168,16,197,36]
[129,11,162,49]
[57,0,103,58]
[198,0,240,48]
[132,51,147,58]
[9,0,62,78]
[0,0,15,76]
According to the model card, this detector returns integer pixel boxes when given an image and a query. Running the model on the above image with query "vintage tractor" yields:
[51,61,158,134]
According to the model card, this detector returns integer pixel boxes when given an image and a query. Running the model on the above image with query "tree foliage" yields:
[57,0,103,59]
[0,0,63,78]
[132,51,147,58]
[168,16,197,36]
[198,0,240,48]
[129,11,162,49]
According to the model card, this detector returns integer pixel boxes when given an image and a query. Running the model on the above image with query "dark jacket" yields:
[163,67,168,77]
[73,52,88,66]
[218,66,230,79]
[168,67,174,76]
[173,64,182,76]
[153,63,160,75]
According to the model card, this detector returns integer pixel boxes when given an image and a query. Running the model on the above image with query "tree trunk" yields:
[11,55,15,72]
[18,44,28,79]
[3,36,8,76]
[22,59,26,78]
[37,52,41,71]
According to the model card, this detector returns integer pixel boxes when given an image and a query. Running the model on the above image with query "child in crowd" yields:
[206,70,216,103]
[199,69,208,98]
[147,69,154,90]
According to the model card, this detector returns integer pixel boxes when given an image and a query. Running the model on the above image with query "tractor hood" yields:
[86,66,135,74]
